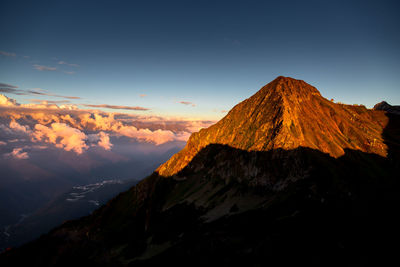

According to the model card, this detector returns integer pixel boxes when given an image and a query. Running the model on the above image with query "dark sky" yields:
[1,0,399,119]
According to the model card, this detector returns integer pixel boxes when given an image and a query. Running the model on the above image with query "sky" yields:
[1,0,399,120]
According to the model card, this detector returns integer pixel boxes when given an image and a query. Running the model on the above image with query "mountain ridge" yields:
[158,76,388,176]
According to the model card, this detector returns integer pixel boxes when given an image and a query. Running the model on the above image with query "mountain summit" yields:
[158,76,388,176]
[1,77,399,266]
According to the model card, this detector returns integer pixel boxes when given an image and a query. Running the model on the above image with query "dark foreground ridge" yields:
[1,77,399,266]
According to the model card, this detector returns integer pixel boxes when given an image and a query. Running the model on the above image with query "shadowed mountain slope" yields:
[374,101,400,115]
[1,77,399,266]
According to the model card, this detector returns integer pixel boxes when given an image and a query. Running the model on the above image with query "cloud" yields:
[0,83,27,96]
[33,123,88,154]
[0,51,16,57]
[27,88,81,99]
[88,131,112,150]
[0,94,19,106]
[5,148,29,159]
[64,71,75,75]
[30,99,71,104]
[0,84,81,99]
[32,123,114,154]
[179,101,196,107]
[0,83,18,89]
[9,120,31,134]
[139,94,147,97]
[58,61,79,67]
[1,95,216,150]
[33,64,57,71]
[0,141,6,145]
[98,132,112,150]
[116,125,187,145]
[82,104,149,111]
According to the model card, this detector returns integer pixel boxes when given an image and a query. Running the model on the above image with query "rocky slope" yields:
[158,76,388,176]
[1,77,399,266]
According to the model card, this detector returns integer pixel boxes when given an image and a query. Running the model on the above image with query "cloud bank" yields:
[0,94,215,155]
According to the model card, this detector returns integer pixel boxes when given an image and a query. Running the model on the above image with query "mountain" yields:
[1,76,399,266]
[374,101,400,115]
[158,76,388,176]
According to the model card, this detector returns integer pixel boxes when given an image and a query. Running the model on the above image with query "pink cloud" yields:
[33,123,88,154]
[179,101,196,107]
[0,95,216,150]
[9,120,31,134]
[88,131,113,150]
[97,132,112,150]
[5,148,29,159]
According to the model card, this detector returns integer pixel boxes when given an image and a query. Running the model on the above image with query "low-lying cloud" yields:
[33,123,88,154]
[0,94,215,155]
[4,147,29,159]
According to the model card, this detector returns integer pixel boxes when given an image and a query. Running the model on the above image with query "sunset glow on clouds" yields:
[4,147,29,159]
[0,94,214,157]
[33,123,89,154]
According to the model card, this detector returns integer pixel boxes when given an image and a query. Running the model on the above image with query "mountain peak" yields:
[374,101,400,115]
[157,77,389,176]
[258,76,321,98]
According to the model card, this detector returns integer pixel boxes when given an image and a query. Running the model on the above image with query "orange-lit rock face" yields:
[157,76,389,176]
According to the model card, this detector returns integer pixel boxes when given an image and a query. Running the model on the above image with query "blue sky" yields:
[1,0,399,120]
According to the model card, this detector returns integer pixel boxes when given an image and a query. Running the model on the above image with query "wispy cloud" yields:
[0,83,18,89]
[33,64,57,71]
[0,83,27,95]
[0,51,16,57]
[64,71,75,75]
[179,101,196,107]
[30,99,71,104]
[27,88,81,99]
[139,94,147,98]
[82,104,149,111]
[0,82,81,100]
[58,61,79,67]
